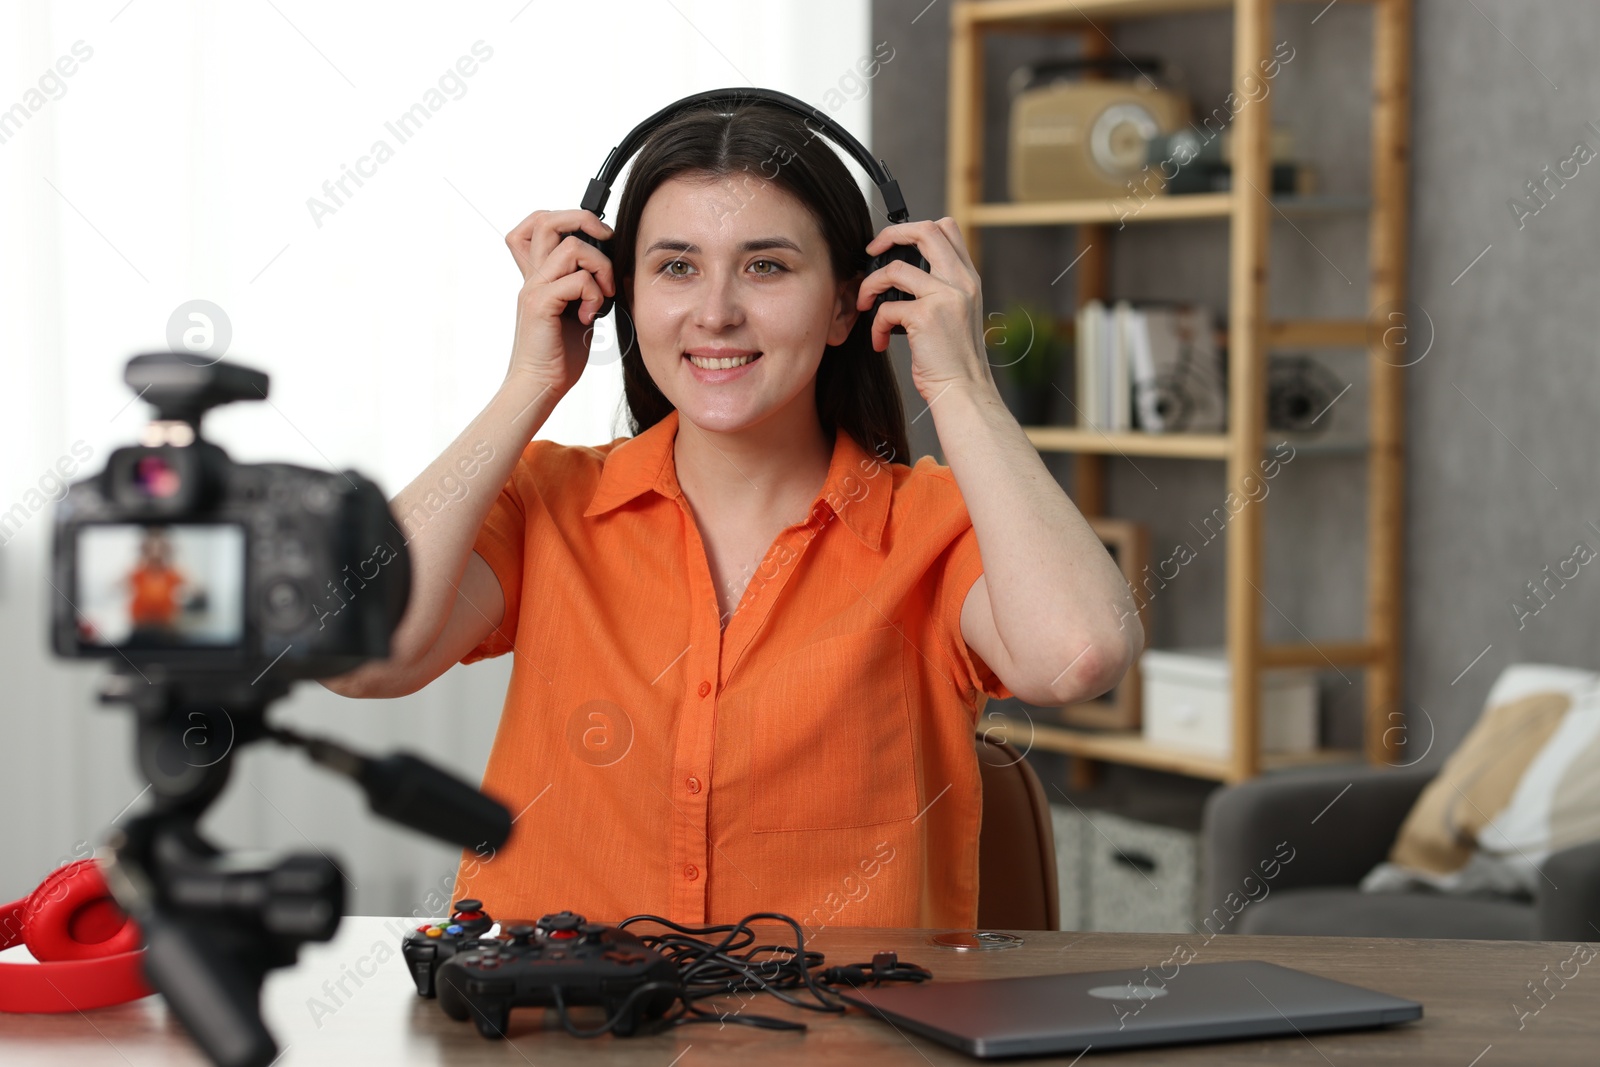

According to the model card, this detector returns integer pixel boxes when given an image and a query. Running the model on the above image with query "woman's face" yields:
[140,534,171,566]
[630,174,859,434]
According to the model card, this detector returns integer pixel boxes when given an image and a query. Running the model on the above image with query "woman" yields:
[125,526,188,642]
[323,101,1141,930]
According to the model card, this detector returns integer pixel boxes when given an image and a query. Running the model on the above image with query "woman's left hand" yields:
[857,217,998,405]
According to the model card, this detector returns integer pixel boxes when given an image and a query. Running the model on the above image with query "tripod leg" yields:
[139,910,279,1067]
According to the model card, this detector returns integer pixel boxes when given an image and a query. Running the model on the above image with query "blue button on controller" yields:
[446,924,463,936]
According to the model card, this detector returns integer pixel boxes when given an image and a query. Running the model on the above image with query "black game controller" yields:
[434,911,681,1039]
[401,898,509,997]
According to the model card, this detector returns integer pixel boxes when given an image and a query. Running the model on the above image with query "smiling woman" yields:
[321,96,1136,931]
[596,107,915,630]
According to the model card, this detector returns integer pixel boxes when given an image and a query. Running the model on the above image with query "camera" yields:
[51,353,407,678]
[49,353,510,1067]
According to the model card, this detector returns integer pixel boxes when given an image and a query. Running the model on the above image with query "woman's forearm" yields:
[929,380,1143,696]
[322,371,561,694]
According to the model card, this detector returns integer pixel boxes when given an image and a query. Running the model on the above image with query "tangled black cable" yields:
[544,911,932,1037]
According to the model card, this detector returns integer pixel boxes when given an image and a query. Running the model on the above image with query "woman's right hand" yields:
[502,208,617,397]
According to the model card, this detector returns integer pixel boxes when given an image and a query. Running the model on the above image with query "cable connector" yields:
[818,950,931,987]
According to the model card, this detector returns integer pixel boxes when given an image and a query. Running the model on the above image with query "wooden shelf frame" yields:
[983,713,1362,782]
[967,193,1370,228]
[1017,427,1370,458]
[947,0,1411,783]
[962,0,1376,30]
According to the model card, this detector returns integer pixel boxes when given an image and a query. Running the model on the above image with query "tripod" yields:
[98,668,510,1067]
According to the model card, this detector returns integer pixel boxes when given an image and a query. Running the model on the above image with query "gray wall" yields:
[869,0,1600,805]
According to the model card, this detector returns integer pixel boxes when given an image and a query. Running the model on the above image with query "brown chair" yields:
[974,731,1060,931]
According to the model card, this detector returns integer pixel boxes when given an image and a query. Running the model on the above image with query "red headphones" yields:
[0,859,151,1013]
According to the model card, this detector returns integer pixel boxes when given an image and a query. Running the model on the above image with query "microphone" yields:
[267,727,512,852]
[355,752,512,852]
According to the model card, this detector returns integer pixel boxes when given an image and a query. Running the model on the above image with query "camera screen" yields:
[74,524,245,649]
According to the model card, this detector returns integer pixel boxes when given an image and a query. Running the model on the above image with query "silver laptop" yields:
[837,959,1422,1058]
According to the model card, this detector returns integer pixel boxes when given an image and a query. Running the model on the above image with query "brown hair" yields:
[608,100,910,466]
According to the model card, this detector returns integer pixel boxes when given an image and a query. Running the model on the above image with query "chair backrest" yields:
[974,731,1060,931]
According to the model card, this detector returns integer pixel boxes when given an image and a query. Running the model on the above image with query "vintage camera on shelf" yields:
[50,353,511,1067]
[1145,126,1317,196]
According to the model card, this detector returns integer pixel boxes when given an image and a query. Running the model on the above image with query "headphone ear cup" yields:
[23,860,141,962]
[558,230,617,324]
[866,243,929,337]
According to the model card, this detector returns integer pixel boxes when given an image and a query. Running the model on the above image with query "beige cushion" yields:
[1363,664,1600,897]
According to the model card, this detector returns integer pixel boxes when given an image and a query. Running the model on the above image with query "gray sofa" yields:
[1201,764,1600,940]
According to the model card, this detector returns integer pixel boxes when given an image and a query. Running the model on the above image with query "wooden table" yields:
[2,917,1595,1064]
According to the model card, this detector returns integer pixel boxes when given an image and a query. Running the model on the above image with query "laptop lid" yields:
[838,959,1422,1058]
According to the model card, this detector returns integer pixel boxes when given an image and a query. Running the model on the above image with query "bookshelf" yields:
[947,0,1411,784]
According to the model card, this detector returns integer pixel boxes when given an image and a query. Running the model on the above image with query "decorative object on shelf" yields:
[987,300,1065,426]
[1007,56,1191,202]
[1059,517,1150,731]
[1267,354,1344,434]
[1076,300,1226,433]
[1140,647,1319,760]
[1265,350,1369,454]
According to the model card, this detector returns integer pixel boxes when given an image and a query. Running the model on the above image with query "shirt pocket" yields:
[751,625,920,832]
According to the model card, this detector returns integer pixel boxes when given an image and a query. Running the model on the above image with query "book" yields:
[1111,300,1134,432]
[1075,299,1104,429]
[1127,307,1163,432]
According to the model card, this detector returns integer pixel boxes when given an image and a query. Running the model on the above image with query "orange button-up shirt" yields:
[453,407,1012,931]
[129,565,184,627]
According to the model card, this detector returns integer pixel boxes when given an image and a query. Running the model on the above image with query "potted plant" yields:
[985,300,1065,426]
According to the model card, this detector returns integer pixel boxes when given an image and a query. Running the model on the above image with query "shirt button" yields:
[684,864,699,881]
[686,776,701,794]
[697,680,712,698]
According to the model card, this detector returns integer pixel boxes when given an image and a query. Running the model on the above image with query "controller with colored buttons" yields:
[434,911,681,1039]
[401,899,515,998]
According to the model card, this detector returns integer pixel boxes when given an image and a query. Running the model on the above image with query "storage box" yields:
[1140,648,1318,758]
[1050,804,1200,933]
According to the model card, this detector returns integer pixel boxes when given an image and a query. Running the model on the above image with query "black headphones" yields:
[557,86,928,336]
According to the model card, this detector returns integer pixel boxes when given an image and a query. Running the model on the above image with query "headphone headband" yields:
[576,86,910,225]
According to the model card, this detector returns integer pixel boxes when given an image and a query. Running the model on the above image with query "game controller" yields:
[401,898,506,997]
[434,910,681,1039]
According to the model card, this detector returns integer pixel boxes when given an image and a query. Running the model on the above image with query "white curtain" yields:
[0,0,872,915]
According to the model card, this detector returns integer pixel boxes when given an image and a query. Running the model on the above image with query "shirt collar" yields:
[582,407,891,551]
